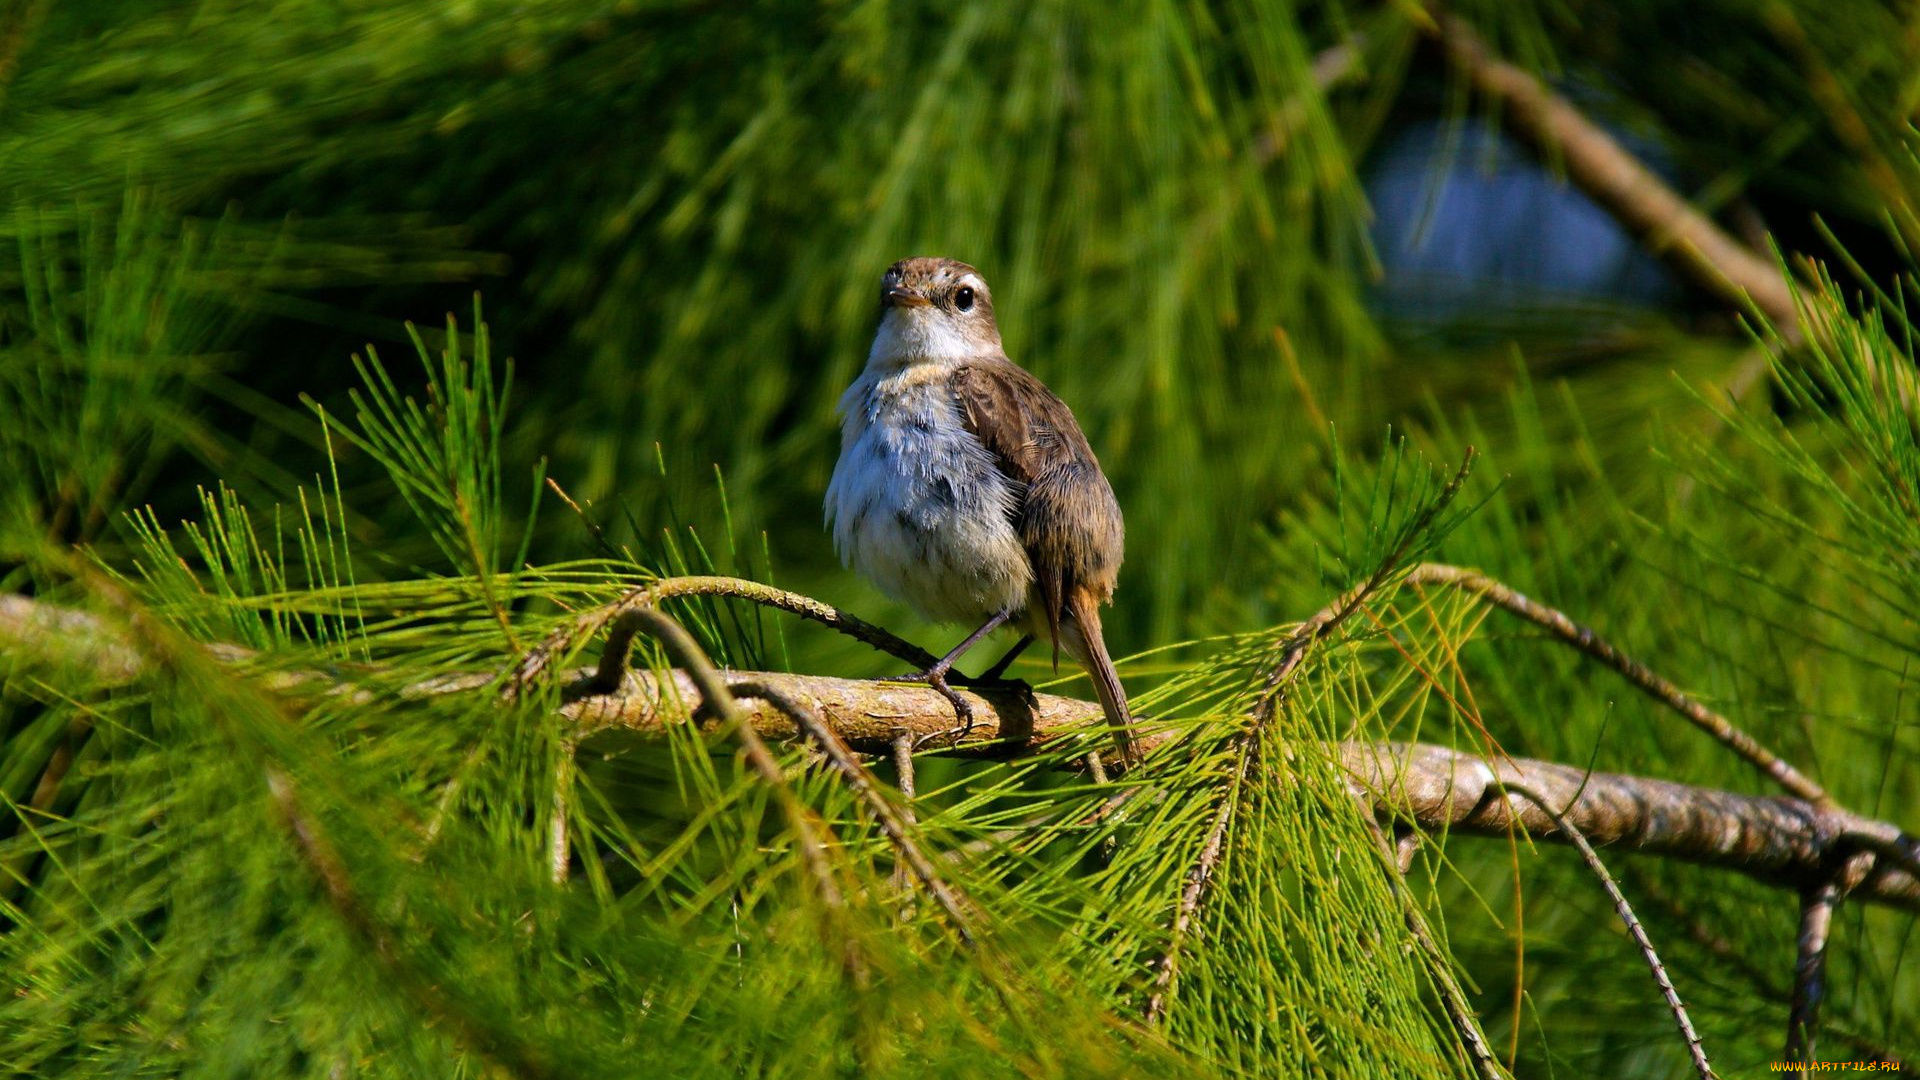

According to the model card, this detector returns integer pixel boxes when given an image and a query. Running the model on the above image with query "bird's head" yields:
[869,257,1001,366]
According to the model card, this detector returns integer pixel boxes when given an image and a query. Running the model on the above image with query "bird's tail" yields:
[1065,589,1137,766]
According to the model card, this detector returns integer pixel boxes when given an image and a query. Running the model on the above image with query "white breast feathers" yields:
[824,366,1033,625]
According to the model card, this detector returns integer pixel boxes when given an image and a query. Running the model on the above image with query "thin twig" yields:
[1636,877,1907,1067]
[545,477,619,561]
[421,739,492,847]
[508,575,938,694]
[499,576,937,897]
[729,678,977,946]
[1359,811,1506,1080]
[548,734,576,885]
[891,733,918,803]
[1250,36,1371,166]
[1145,452,1478,1025]
[0,715,89,902]
[1254,453,1477,727]
[889,732,917,909]
[1394,825,1421,874]
[1786,851,1877,1073]
[1766,6,1920,260]
[1497,782,1715,1080]
[1404,563,1828,804]
[618,610,850,921]
[1787,881,1840,1075]
[266,767,557,1080]
[0,0,51,113]
[1141,735,1251,1024]
[1833,830,1920,887]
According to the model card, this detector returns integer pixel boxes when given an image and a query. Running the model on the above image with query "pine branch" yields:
[10,576,1920,1073]
[1785,851,1877,1074]
[727,678,979,946]
[266,767,559,1080]
[609,607,856,934]
[20,577,565,1080]
[1428,12,1801,338]
[1141,454,1476,1026]
[1357,812,1507,1080]
[1495,781,1715,1080]
[1403,563,1827,803]
[5,594,1916,913]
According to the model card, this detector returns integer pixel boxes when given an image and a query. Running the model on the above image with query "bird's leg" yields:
[977,634,1033,681]
[894,609,1014,682]
[893,609,1015,743]
[967,633,1034,689]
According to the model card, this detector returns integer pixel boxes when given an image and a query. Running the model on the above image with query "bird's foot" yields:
[886,666,978,748]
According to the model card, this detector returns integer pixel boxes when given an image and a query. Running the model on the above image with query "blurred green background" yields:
[10,0,1877,646]
[0,0,1909,639]
[3,0,1918,1076]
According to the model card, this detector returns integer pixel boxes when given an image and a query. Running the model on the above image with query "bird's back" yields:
[949,357,1125,616]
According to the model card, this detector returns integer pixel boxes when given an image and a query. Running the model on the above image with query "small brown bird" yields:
[825,257,1134,760]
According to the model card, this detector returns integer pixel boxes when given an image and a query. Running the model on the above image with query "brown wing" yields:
[950,359,1124,659]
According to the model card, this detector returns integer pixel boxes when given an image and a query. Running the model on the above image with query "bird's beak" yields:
[883,286,930,309]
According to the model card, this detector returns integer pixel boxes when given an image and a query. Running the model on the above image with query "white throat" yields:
[866,309,993,372]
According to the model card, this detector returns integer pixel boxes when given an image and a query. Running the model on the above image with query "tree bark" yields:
[3,594,1915,913]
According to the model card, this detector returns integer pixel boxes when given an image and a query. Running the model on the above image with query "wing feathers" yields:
[949,360,1124,664]
[952,359,1134,761]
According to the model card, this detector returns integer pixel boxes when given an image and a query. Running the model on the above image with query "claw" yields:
[886,611,1020,748]
[888,667,978,747]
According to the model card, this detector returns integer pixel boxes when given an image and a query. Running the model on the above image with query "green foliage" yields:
[6,288,1918,1073]
[3,1,1919,1076]
[1,324,1487,1075]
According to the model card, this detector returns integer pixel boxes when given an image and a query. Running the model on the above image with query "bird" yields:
[825,257,1136,762]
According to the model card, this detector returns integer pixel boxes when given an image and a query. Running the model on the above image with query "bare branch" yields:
[1339,741,1916,912]
[1404,562,1828,804]
[1785,852,1877,1073]
[4,591,1914,912]
[1429,13,1800,338]
[1496,782,1715,1080]
[565,664,1092,749]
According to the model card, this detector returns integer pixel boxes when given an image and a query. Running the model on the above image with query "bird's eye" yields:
[954,286,975,312]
